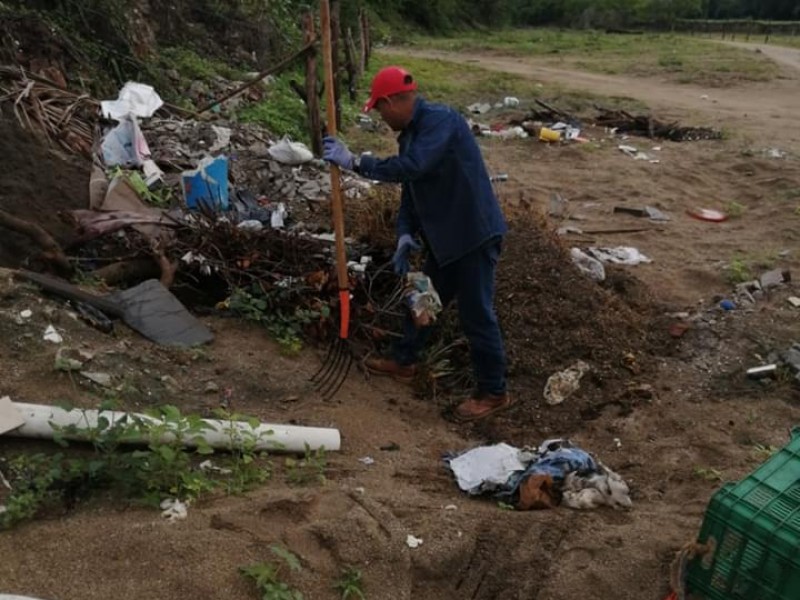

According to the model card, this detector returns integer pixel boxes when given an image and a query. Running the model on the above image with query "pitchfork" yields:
[311,0,353,399]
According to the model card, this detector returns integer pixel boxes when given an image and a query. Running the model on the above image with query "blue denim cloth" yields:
[358,97,507,268]
[496,442,598,502]
[393,237,507,395]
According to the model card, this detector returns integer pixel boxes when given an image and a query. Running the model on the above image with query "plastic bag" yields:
[570,248,606,282]
[268,136,313,165]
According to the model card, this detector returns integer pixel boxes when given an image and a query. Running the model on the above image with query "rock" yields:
[80,371,113,387]
[161,374,180,391]
[167,69,181,82]
[54,348,84,372]
[759,268,790,290]
[204,381,220,394]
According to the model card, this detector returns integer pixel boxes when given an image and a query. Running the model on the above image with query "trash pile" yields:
[466,97,721,148]
[446,439,632,511]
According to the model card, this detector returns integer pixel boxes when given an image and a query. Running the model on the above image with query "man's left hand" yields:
[323,135,354,170]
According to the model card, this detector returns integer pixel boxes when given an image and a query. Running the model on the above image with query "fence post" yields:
[303,11,322,157]
[330,0,342,130]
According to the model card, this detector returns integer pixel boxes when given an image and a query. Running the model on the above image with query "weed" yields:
[160,47,243,82]
[228,286,329,355]
[725,201,746,219]
[752,444,778,462]
[334,567,366,600]
[241,545,303,600]
[1,404,273,529]
[497,501,516,510]
[726,258,753,284]
[694,467,724,482]
[238,73,309,143]
[284,444,327,486]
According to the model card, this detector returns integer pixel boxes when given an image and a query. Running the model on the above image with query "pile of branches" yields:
[593,106,722,142]
[168,218,402,346]
[0,66,97,156]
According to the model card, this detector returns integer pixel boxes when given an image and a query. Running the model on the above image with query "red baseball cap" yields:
[363,66,418,112]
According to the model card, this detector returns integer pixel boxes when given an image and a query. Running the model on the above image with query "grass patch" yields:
[371,52,646,114]
[407,29,780,86]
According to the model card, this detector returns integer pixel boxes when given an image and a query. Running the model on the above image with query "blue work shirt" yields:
[358,97,507,267]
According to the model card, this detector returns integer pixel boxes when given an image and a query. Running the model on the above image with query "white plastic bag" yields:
[570,248,606,282]
[268,136,314,165]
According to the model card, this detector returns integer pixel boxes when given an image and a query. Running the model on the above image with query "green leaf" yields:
[270,545,302,572]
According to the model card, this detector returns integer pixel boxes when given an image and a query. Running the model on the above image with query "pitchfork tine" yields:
[316,341,352,399]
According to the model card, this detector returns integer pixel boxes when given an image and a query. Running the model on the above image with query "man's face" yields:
[375,96,411,132]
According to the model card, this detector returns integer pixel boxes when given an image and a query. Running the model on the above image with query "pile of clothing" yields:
[445,439,632,511]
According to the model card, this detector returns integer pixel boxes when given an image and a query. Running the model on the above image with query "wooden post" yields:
[303,11,322,157]
[358,8,367,75]
[360,9,371,67]
[343,27,358,101]
[330,0,342,130]
[358,8,367,73]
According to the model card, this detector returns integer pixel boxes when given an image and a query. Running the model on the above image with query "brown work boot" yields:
[364,357,417,383]
[453,392,516,423]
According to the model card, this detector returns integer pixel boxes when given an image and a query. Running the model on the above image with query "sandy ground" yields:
[1,43,800,600]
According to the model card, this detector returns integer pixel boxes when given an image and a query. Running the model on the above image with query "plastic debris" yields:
[765,148,787,159]
[720,299,736,311]
[444,504,458,511]
[101,115,152,168]
[181,155,230,210]
[209,125,232,153]
[447,443,527,493]
[503,96,520,108]
[199,460,233,475]
[570,248,606,282]
[0,396,25,435]
[544,361,591,405]
[101,81,164,120]
[19,309,32,319]
[42,325,63,344]
[268,136,314,165]
[406,535,423,549]
[358,456,375,466]
[746,365,777,380]
[270,202,287,229]
[237,220,264,232]
[549,192,569,218]
[467,102,492,114]
[687,208,728,222]
[160,498,188,522]
[404,272,443,327]
[587,247,652,266]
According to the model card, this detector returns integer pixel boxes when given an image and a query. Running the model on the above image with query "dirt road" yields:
[721,40,800,72]
[391,47,800,147]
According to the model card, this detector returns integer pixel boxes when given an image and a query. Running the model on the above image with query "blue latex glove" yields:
[393,234,421,276]
[322,135,354,170]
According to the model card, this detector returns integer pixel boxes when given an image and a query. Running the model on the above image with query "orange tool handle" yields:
[321,0,350,339]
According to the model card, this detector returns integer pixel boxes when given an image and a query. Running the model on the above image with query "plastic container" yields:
[181,155,229,210]
[687,427,800,600]
[539,127,561,143]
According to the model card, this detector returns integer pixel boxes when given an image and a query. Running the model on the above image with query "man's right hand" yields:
[392,234,421,276]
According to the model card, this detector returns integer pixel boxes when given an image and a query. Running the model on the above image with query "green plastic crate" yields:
[688,427,800,600]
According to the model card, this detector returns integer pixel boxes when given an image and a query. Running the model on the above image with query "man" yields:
[323,65,512,422]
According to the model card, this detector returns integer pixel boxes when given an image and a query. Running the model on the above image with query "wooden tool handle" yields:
[320,0,348,294]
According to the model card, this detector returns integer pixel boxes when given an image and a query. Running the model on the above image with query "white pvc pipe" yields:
[6,402,340,453]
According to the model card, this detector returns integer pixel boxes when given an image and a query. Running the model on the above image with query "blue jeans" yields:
[393,237,507,395]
